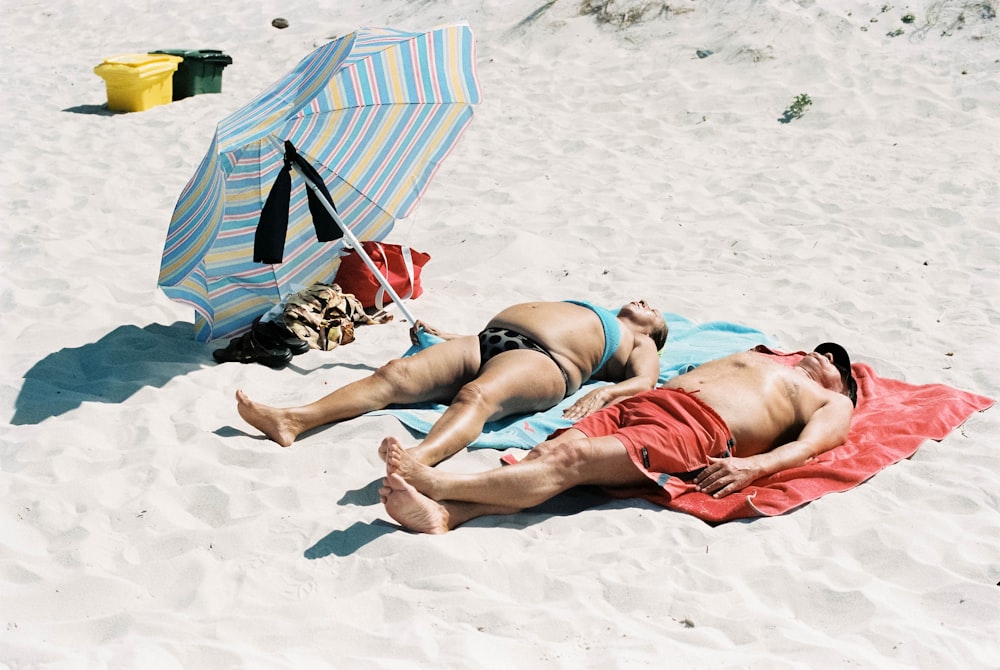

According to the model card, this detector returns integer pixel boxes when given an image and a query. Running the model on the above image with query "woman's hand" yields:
[562,388,612,420]
[409,320,465,345]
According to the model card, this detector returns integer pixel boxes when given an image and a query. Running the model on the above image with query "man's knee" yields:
[533,437,592,470]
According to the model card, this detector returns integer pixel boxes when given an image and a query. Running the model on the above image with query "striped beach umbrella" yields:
[158,24,481,342]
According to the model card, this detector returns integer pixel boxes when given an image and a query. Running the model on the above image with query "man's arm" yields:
[694,394,854,498]
[562,337,661,419]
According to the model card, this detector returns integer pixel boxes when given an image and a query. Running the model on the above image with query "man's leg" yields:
[380,473,519,534]
[380,430,648,533]
[236,336,481,446]
[403,349,566,465]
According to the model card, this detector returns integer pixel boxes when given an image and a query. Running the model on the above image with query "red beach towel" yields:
[665,348,995,523]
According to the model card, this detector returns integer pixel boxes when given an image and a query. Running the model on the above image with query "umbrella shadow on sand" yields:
[11,321,210,425]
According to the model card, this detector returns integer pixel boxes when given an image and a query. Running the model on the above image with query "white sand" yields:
[2,0,999,667]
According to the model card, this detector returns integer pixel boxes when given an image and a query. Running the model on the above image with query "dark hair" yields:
[652,321,668,351]
[814,342,858,406]
[837,366,858,407]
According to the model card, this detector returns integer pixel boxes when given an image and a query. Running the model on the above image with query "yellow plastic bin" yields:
[93,53,183,112]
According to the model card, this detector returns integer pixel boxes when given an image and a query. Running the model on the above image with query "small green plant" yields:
[779,93,812,123]
[902,12,916,23]
[579,0,670,28]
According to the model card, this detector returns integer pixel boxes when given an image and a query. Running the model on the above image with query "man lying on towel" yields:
[236,300,668,465]
[379,343,858,534]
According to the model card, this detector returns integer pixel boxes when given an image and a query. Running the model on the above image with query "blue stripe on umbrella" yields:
[159,23,482,342]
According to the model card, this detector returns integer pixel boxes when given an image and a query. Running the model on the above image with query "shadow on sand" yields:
[11,321,211,425]
[304,488,614,558]
[62,103,117,116]
[304,520,400,558]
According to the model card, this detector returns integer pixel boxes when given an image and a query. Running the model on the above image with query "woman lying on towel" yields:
[236,299,668,465]
[379,343,858,534]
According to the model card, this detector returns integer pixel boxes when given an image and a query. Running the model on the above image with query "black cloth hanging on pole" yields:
[254,140,343,263]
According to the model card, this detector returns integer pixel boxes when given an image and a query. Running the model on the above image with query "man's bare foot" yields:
[377,437,445,468]
[380,473,450,534]
[382,436,438,498]
[377,435,409,463]
[235,390,300,447]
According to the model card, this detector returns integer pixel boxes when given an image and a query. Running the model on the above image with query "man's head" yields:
[814,342,858,406]
[619,300,668,350]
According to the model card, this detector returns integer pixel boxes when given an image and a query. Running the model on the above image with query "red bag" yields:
[333,241,430,310]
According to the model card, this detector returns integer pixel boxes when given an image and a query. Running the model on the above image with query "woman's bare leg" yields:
[236,337,480,446]
[402,349,566,465]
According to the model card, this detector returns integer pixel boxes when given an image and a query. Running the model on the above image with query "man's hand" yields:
[693,456,763,498]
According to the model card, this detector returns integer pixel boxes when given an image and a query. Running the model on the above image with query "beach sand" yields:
[2,1,998,667]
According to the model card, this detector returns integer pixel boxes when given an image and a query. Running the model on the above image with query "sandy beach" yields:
[2,0,998,667]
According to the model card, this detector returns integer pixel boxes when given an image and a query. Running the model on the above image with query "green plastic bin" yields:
[151,49,232,100]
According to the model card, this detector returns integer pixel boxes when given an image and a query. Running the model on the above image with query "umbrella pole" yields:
[298,172,418,325]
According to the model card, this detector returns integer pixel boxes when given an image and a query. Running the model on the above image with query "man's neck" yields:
[796,365,820,385]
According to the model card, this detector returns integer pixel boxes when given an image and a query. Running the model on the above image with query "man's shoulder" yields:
[723,349,773,366]
[747,345,802,368]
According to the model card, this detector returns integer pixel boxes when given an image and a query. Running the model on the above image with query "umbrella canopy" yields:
[158,23,481,342]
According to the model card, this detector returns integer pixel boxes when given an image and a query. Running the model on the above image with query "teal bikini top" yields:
[564,300,622,371]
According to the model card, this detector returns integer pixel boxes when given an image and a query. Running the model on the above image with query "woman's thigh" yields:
[382,336,481,402]
[470,349,567,419]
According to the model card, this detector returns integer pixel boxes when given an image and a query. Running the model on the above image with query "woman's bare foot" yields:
[380,473,450,534]
[235,390,300,447]
[382,436,438,498]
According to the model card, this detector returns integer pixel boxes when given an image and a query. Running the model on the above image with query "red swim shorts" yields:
[570,387,734,500]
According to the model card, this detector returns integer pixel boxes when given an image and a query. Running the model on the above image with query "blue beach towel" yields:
[369,312,770,450]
